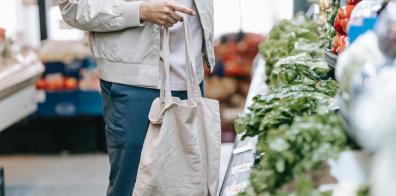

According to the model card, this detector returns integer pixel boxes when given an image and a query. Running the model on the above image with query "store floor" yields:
[0,143,234,196]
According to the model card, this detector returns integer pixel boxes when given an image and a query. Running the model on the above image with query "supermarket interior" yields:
[0,0,395,195]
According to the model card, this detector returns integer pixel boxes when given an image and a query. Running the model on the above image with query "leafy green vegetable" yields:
[270,63,321,87]
[235,76,339,140]
[272,53,331,79]
[235,89,338,138]
[248,113,347,195]
[260,18,322,78]
[357,184,370,196]
[235,94,324,139]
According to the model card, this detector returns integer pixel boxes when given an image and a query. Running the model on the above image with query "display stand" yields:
[219,55,268,196]
[218,55,369,196]
[0,166,3,196]
[0,62,44,132]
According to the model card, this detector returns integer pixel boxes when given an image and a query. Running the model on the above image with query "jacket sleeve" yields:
[59,0,143,32]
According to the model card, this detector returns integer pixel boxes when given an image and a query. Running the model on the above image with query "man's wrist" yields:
[139,2,147,22]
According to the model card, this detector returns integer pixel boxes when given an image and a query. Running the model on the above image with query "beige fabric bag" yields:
[132,18,221,196]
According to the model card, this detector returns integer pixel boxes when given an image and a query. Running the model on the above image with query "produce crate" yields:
[0,166,4,196]
[78,90,103,116]
[44,61,81,78]
[37,91,79,117]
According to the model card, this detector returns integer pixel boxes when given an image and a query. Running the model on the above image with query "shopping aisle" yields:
[0,144,233,196]
[2,154,108,196]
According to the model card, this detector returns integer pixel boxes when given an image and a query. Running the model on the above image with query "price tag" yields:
[225,182,248,196]
[232,143,252,154]
[230,162,253,176]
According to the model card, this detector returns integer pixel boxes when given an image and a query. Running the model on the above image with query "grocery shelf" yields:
[219,55,267,196]
[0,85,38,132]
[0,62,44,132]
[219,136,257,196]
[0,62,44,95]
[219,50,362,196]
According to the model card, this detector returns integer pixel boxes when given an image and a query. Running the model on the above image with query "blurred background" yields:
[0,0,309,195]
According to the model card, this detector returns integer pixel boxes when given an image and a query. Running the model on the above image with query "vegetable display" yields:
[234,16,354,195]
[240,113,347,196]
[319,0,340,51]
[331,0,361,54]
[319,0,362,55]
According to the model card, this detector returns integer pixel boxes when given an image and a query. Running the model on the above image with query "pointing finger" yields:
[168,2,196,16]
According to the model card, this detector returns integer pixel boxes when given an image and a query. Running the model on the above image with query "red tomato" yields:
[337,35,349,54]
[338,5,355,18]
[331,39,339,54]
[36,79,46,90]
[0,28,5,41]
[340,17,350,34]
[333,34,349,54]
[347,0,361,5]
[334,15,344,35]
[334,5,356,35]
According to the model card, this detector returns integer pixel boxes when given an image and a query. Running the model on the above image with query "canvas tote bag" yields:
[132,17,221,196]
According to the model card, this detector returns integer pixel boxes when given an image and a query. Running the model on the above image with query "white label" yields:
[230,162,253,176]
[225,182,249,196]
[233,143,252,154]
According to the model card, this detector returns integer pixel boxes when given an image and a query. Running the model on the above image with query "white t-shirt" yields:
[160,0,204,91]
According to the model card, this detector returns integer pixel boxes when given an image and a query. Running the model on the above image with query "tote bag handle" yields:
[160,16,202,104]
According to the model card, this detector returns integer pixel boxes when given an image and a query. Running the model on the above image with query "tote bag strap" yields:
[160,16,202,104]
[160,28,172,104]
[182,17,202,100]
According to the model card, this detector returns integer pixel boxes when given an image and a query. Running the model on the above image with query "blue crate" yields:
[43,58,98,79]
[349,17,378,43]
[78,90,103,116]
[38,57,102,117]
[44,61,80,78]
[80,57,97,69]
[44,59,92,78]
[37,91,79,117]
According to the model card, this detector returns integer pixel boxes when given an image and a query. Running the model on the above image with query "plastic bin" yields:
[349,17,377,43]
[37,91,79,117]
[78,90,103,116]
[44,60,82,78]
[37,58,102,117]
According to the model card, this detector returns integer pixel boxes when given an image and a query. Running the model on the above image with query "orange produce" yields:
[64,77,78,90]
[36,78,46,90]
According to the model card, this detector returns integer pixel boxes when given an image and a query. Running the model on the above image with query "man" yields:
[59,0,214,195]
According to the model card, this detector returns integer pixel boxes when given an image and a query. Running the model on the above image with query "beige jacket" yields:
[59,0,214,88]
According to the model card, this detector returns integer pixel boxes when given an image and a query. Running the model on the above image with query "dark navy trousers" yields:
[100,80,203,196]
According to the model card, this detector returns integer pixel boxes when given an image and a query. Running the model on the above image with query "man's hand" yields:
[139,0,196,27]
